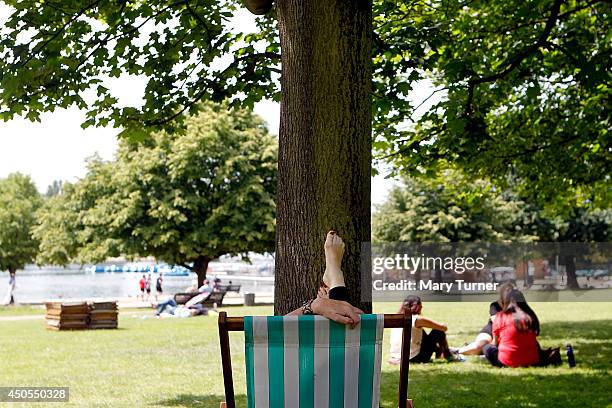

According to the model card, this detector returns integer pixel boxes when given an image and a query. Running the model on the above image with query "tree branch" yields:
[412,87,447,113]
[143,51,281,127]
[463,0,564,117]
[492,133,583,160]
[71,1,128,73]
[104,0,189,43]
[185,1,212,42]
[557,0,607,19]
[544,41,581,65]
[377,125,446,160]
[19,0,103,68]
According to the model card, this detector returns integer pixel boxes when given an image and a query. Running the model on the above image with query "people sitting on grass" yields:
[389,295,464,364]
[482,287,541,367]
[457,282,540,357]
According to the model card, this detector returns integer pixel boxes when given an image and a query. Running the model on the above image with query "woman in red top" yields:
[482,288,540,367]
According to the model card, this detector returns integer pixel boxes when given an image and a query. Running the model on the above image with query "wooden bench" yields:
[200,291,226,308]
[216,284,241,293]
[173,292,199,305]
[174,290,227,307]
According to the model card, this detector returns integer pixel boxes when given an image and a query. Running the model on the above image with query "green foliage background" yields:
[373,167,612,244]
[34,104,277,271]
[0,173,41,272]
[0,0,608,208]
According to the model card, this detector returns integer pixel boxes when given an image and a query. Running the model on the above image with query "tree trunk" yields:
[193,256,210,288]
[563,255,579,290]
[275,0,372,315]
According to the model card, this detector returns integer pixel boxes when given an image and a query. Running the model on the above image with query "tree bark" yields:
[192,256,210,288]
[275,0,372,315]
[563,255,579,290]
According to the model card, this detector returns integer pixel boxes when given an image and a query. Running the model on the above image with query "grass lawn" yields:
[0,305,46,316]
[0,302,610,407]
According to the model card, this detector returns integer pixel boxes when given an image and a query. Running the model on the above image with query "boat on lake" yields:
[88,263,191,276]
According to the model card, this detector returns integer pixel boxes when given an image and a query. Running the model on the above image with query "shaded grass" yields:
[0,303,610,407]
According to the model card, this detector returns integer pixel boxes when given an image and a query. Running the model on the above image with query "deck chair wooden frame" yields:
[218,311,413,408]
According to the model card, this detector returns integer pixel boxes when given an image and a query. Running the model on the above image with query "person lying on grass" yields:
[286,230,363,325]
[482,287,541,367]
[154,295,208,318]
[389,295,464,364]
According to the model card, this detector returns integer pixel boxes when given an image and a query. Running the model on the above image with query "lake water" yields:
[1,268,274,303]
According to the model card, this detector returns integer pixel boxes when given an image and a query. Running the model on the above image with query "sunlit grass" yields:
[0,304,45,316]
[0,303,610,407]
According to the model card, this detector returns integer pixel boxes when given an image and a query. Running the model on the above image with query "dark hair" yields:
[496,281,516,306]
[500,288,540,334]
[399,295,422,314]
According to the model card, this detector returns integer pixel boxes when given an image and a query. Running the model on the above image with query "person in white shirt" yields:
[3,272,16,305]
[389,295,463,363]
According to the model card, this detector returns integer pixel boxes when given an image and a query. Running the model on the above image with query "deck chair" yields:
[218,312,413,408]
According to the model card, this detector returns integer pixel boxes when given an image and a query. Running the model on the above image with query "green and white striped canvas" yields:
[244,314,384,408]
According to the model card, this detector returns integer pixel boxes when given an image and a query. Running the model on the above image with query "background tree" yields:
[373,168,612,288]
[44,180,64,198]
[35,104,277,287]
[34,182,81,266]
[372,167,535,243]
[0,173,41,275]
[534,206,612,289]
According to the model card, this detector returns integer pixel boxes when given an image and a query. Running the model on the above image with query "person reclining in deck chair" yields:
[232,231,413,408]
[285,230,364,324]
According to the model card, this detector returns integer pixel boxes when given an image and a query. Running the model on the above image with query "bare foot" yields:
[322,230,346,289]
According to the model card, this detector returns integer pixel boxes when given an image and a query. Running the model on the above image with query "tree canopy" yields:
[34,182,80,266]
[373,167,611,244]
[1,0,608,206]
[372,167,536,242]
[35,104,277,284]
[372,0,610,207]
[0,0,278,136]
[0,173,41,273]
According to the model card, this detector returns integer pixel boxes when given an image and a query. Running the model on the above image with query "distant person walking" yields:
[155,273,163,301]
[145,274,152,301]
[3,271,16,305]
[139,275,146,301]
